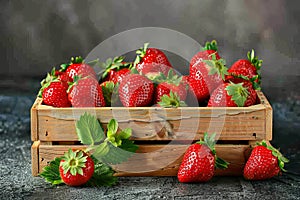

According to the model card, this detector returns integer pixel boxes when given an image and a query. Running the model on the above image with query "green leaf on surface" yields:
[39,157,64,185]
[76,113,105,145]
[86,160,117,187]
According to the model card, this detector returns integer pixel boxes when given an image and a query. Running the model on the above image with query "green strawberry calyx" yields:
[257,140,289,172]
[247,49,263,73]
[203,54,228,81]
[38,69,61,97]
[60,149,88,176]
[99,56,129,79]
[197,133,229,169]
[203,40,218,51]
[152,69,182,86]
[101,81,116,107]
[247,49,262,84]
[230,74,261,90]
[59,56,84,72]
[225,82,249,107]
[134,42,149,67]
[158,91,187,108]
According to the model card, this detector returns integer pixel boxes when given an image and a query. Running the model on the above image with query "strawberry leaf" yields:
[93,141,137,165]
[215,157,229,169]
[107,119,118,137]
[86,159,117,187]
[39,157,64,185]
[119,139,139,153]
[76,112,105,145]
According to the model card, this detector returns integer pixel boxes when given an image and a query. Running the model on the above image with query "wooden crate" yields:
[31,91,272,176]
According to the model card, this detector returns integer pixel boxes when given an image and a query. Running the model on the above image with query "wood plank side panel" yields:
[31,98,42,141]
[37,144,250,177]
[257,91,273,141]
[31,141,40,176]
[37,108,266,142]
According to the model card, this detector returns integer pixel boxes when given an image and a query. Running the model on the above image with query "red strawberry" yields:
[244,140,289,180]
[134,43,172,77]
[207,81,257,107]
[100,56,131,82]
[189,56,228,102]
[59,149,94,186]
[118,74,154,107]
[110,68,131,84]
[68,76,106,107]
[177,133,228,183]
[226,50,262,89]
[60,56,97,82]
[153,70,187,104]
[189,40,221,67]
[39,75,71,107]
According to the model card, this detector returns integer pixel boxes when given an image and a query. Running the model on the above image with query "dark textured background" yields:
[0,1,299,199]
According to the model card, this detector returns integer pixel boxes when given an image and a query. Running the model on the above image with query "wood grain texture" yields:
[257,91,273,140]
[32,91,270,142]
[36,143,251,177]
[31,98,41,141]
[31,141,40,176]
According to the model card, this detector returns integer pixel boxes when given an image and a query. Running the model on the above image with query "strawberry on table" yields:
[59,149,94,186]
[226,49,262,88]
[134,43,173,77]
[177,133,228,183]
[243,140,289,180]
[68,76,106,107]
[189,40,228,102]
[60,56,97,82]
[207,81,257,107]
[118,74,154,107]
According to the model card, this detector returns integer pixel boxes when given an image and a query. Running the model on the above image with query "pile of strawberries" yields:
[39,40,262,108]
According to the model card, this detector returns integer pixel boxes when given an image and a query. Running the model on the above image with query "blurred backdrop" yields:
[0,0,299,165]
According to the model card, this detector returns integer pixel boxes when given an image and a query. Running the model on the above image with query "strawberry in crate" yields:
[38,68,71,107]
[207,49,263,107]
[99,56,131,84]
[59,56,98,82]
[226,49,262,89]
[153,69,188,104]
[133,43,173,79]
[68,76,106,107]
[188,40,228,103]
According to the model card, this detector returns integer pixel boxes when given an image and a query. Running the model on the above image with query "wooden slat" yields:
[36,107,267,142]
[31,141,40,176]
[257,91,273,140]
[31,98,42,141]
[37,143,251,177]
